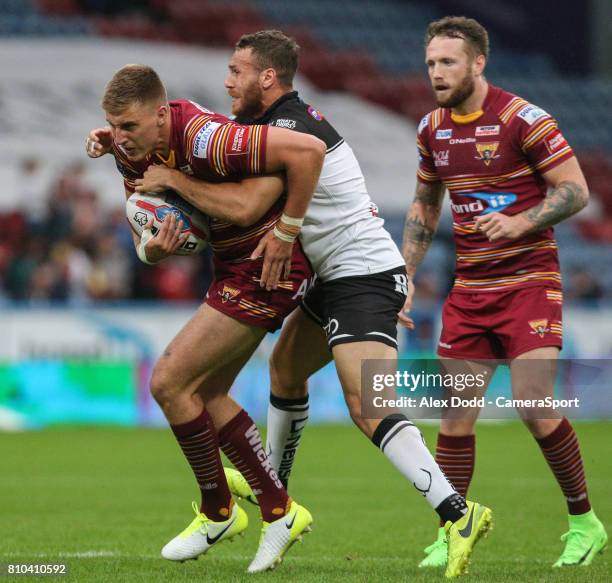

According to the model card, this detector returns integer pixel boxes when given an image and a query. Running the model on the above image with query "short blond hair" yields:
[102,64,167,114]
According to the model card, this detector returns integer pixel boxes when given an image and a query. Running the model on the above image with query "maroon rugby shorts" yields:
[205,241,313,332]
[437,285,563,360]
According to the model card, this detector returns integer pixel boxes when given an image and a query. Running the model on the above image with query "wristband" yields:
[136,228,158,265]
[280,213,304,228]
[276,221,300,236]
[273,225,297,243]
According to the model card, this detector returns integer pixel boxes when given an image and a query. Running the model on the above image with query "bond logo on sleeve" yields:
[517,104,549,125]
[193,121,221,159]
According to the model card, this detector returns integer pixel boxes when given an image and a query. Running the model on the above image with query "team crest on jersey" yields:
[529,319,550,338]
[475,142,500,166]
[475,125,500,137]
[307,106,324,121]
[220,285,241,303]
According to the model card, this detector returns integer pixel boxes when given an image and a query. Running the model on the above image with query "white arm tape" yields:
[280,213,304,227]
[273,225,297,243]
[137,228,157,265]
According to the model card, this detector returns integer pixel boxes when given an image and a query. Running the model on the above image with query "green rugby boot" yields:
[553,509,608,567]
[418,527,448,568]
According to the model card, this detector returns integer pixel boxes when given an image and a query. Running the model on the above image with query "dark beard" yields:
[233,83,264,121]
[436,75,475,109]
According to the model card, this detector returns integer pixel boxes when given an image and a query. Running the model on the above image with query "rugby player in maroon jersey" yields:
[129,31,495,578]
[400,16,607,569]
[86,64,324,572]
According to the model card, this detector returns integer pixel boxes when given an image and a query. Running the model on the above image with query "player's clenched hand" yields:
[398,277,416,330]
[250,230,293,290]
[474,212,530,242]
[140,214,188,263]
[86,127,113,158]
[135,165,177,193]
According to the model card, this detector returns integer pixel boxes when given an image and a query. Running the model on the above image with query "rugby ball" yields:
[126,190,210,255]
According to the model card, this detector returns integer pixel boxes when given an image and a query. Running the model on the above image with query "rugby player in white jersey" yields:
[146,30,494,577]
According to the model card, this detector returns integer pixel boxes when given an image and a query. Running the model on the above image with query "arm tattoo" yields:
[414,183,445,206]
[402,182,445,276]
[403,216,436,276]
[404,215,436,246]
[524,181,587,231]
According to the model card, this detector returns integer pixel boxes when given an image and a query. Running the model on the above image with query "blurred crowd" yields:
[0,158,213,303]
[1,158,608,305]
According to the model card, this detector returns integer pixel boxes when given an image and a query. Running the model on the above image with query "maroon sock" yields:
[435,433,475,526]
[218,409,289,522]
[536,417,591,515]
[170,408,232,521]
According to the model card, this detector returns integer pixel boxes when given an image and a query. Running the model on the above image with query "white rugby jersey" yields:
[239,92,404,281]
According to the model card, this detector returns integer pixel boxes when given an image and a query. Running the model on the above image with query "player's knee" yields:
[269,350,308,399]
[150,360,181,406]
[344,393,367,431]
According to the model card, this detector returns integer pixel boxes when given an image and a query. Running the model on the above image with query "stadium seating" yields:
[1,0,610,302]
[8,0,609,155]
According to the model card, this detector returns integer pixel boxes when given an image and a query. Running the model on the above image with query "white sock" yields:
[265,393,309,488]
[373,415,458,511]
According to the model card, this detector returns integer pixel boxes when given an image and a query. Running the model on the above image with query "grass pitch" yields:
[2,422,611,582]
